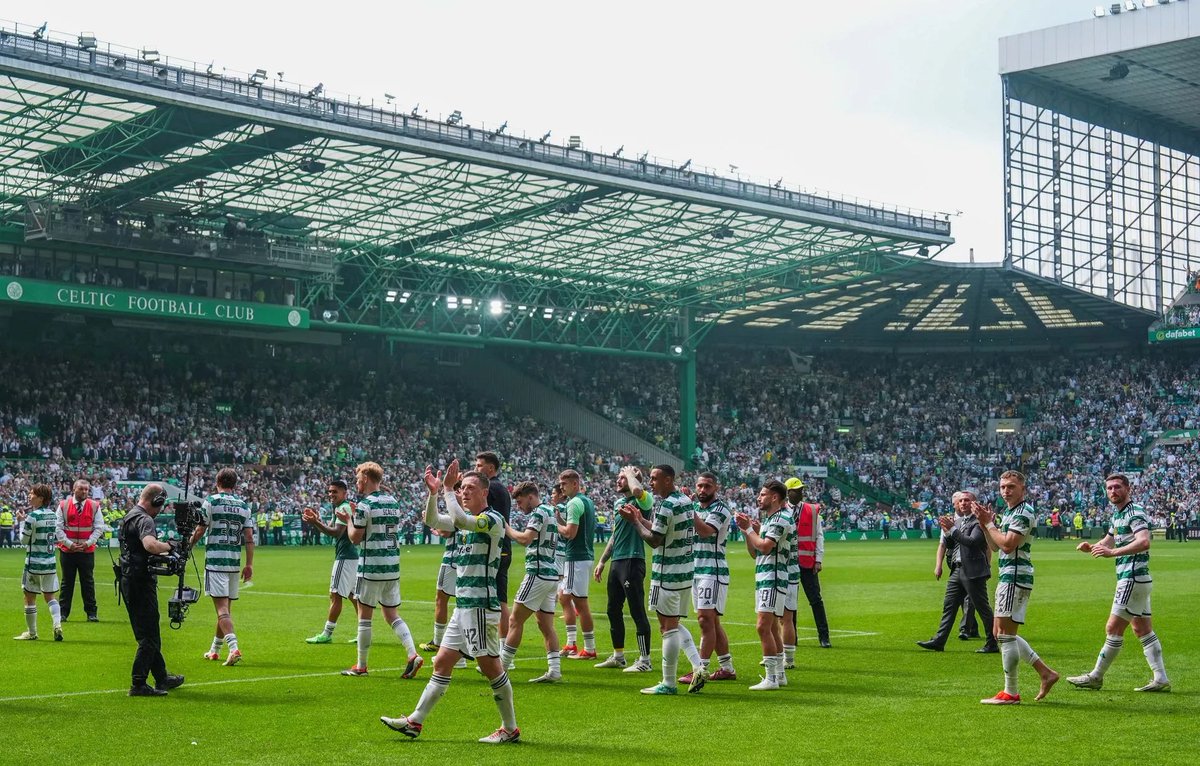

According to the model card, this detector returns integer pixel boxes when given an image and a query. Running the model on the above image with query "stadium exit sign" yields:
[2,277,309,330]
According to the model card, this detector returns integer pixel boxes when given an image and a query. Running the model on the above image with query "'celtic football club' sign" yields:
[1,277,309,330]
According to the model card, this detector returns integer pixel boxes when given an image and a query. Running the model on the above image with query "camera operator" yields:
[119,484,185,697]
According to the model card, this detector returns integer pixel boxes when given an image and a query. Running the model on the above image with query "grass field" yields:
[1,538,1196,765]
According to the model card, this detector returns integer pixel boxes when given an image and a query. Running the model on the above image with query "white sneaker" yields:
[776,672,788,687]
[623,658,653,673]
[529,671,562,683]
[506,660,516,671]
[1067,673,1102,690]
[1134,679,1171,692]
[595,653,627,669]
[479,727,520,744]
[454,657,468,669]
[12,631,38,641]
[749,675,779,691]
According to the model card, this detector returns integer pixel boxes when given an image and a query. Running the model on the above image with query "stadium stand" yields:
[2,330,1196,541]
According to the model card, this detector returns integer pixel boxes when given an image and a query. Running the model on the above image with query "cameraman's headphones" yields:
[150,491,168,509]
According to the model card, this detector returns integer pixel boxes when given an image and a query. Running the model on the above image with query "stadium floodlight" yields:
[321,309,339,322]
[447,109,463,126]
[156,67,169,79]
[384,92,395,103]
[410,102,421,117]
[33,22,47,41]
[461,297,473,306]
[1143,0,1159,6]
[489,299,504,316]
[400,291,411,304]
[1109,2,1122,12]
[1123,0,1138,9]
[78,33,97,50]
[1093,5,1107,14]
[670,345,684,356]
[111,56,126,69]
[307,82,324,98]
[568,135,582,149]
[539,130,552,143]
[249,68,268,84]
[612,145,624,158]
[141,49,159,63]
[446,295,458,309]
[385,289,398,303]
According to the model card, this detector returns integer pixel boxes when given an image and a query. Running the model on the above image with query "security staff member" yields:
[786,478,831,648]
[119,484,185,697]
[56,479,107,621]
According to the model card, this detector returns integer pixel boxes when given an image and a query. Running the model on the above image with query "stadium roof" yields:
[1000,1,1200,156]
[0,23,951,357]
[707,258,1154,351]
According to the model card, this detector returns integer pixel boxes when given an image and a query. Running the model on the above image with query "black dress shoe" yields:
[916,640,944,652]
[129,684,168,697]
[86,614,99,623]
[819,639,832,649]
[157,674,185,691]
[976,643,1000,654]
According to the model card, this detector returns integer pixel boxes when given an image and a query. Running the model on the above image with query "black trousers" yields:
[120,575,168,686]
[932,567,995,646]
[796,567,830,642]
[959,593,980,636]
[59,550,97,618]
[607,558,651,657]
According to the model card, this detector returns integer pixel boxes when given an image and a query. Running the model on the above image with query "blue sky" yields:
[27,1,1098,261]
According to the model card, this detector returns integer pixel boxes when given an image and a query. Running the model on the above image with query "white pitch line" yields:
[240,589,435,606]
[0,666,408,703]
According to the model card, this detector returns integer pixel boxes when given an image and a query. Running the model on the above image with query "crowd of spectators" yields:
[0,337,642,539]
[2,335,1198,539]
[508,348,1200,530]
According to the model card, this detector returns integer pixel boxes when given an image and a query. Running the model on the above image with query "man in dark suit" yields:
[917,489,998,653]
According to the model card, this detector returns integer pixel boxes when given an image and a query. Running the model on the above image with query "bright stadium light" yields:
[1093,5,1107,15]
[141,49,160,63]
[489,299,503,316]
[249,68,268,84]
[78,33,97,50]
[671,345,684,356]
[461,297,473,306]
[446,295,458,309]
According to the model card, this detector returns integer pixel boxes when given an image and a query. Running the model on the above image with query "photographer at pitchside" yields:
[118,484,185,697]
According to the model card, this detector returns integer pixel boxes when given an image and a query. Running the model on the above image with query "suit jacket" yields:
[947,516,991,580]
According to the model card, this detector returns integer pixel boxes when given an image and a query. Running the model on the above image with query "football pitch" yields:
[2,539,1195,765]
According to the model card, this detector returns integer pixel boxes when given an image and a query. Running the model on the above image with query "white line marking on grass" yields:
[0,666,408,703]
[240,590,435,606]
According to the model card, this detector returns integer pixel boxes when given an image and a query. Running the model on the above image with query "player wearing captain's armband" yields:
[1066,473,1171,693]
[380,460,519,745]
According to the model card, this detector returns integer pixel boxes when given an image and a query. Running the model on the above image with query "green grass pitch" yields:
[2,539,1195,765]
